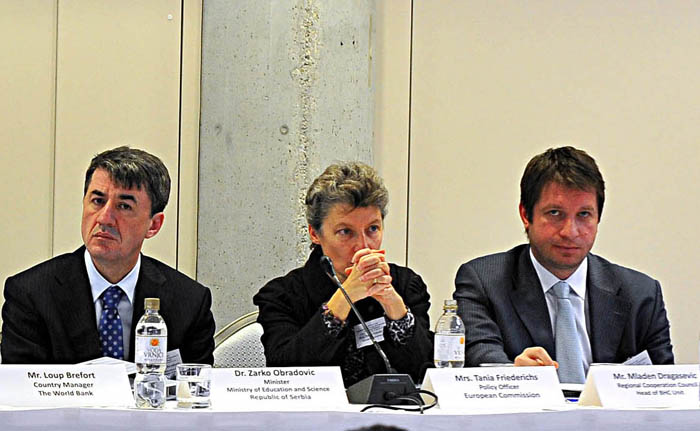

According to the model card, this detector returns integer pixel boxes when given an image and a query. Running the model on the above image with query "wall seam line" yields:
[50,0,60,257]
[175,0,186,270]
[404,0,414,267]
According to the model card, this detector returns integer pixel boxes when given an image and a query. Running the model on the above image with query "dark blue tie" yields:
[99,285,125,360]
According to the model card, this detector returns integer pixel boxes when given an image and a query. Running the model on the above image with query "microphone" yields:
[320,255,395,374]
[320,255,417,405]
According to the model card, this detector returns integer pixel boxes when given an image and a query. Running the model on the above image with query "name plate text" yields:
[422,367,565,411]
[0,364,133,407]
[211,367,348,411]
[579,364,699,408]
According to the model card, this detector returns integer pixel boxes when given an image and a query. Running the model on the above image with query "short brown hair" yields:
[520,146,605,221]
[84,146,171,216]
[305,162,388,232]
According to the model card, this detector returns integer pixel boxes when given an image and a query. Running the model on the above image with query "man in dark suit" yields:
[454,147,673,382]
[1,147,215,364]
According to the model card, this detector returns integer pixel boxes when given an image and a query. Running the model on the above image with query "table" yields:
[1,407,699,431]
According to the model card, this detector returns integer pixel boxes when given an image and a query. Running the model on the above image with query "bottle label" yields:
[434,334,465,361]
[135,335,167,364]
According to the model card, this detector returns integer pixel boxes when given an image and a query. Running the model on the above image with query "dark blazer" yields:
[253,247,434,386]
[1,247,215,365]
[454,244,673,367]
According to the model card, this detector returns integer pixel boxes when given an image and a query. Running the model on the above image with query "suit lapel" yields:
[130,255,167,361]
[587,254,631,362]
[52,247,102,361]
[509,247,555,356]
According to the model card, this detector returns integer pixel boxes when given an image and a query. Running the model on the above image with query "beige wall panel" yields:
[0,1,57,319]
[53,0,182,266]
[408,1,700,362]
[374,0,411,265]
[177,0,203,278]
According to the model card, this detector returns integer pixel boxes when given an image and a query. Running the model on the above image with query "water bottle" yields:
[134,298,168,408]
[434,299,465,368]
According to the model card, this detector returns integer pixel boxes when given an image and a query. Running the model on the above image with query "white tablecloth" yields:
[1,407,699,431]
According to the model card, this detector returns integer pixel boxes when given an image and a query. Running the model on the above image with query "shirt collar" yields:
[84,249,139,305]
[529,247,588,299]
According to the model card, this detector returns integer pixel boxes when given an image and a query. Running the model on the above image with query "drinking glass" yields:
[176,363,211,408]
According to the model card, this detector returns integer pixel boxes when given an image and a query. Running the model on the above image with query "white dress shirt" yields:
[529,248,593,373]
[84,250,139,359]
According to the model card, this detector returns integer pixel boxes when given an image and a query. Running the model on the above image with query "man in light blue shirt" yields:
[530,248,592,375]
[85,251,140,359]
[454,146,673,383]
[2,146,215,364]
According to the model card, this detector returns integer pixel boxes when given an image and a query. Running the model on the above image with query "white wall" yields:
[0,1,56,294]
[374,0,411,264]
[0,1,202,328]
[376,0,700,363]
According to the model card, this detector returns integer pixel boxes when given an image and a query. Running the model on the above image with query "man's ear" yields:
[145,213,165,239]
[518,203,531,233]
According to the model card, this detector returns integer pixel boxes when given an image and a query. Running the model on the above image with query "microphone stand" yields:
[320,255,396,374]
[320,255,418,405]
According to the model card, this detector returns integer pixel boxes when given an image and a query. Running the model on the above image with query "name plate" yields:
[210,367,348,411]
[0,364,134,408]
[579,364,699,408]
[422,367,565,411]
